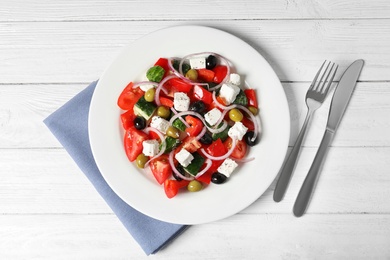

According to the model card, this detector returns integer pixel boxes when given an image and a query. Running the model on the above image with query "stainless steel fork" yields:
[273,61,338,202]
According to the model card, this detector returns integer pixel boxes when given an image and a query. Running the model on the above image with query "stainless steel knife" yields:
[293,59,364,217]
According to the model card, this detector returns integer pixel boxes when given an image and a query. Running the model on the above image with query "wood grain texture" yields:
[0,20,390,83]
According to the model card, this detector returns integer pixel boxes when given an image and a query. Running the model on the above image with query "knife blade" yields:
[293,59,364,217]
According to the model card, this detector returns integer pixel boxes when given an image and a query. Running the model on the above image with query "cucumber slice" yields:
[172,118,186,131]
[233,89,248,106]
[134,96,157,120]
[160,136,181,153]
[184,152,205,176]
[212,123,231,142]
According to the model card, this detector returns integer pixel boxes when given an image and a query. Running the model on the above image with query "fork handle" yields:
[293,129,334,217]
[273,110,314,202]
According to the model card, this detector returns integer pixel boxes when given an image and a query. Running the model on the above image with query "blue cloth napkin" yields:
[43,81,188,255]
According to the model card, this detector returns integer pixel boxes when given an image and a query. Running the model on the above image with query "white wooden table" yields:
[1,1,390,259]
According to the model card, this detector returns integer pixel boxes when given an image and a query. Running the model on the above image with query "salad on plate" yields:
[117,52,260,198]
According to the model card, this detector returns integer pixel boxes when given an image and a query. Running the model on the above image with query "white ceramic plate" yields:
[89,26,290,225]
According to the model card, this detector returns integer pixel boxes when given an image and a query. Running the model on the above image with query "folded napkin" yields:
[43,81,188,255]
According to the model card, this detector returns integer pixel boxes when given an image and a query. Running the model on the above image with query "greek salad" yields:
[117,52,260,198]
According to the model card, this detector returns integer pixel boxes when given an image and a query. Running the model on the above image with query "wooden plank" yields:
[0,147,389,214]
[0,82,389,148]
[0,214,389,259]
[1,0,390,21]
[0,20,390,83]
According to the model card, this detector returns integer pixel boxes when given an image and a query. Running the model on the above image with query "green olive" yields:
[166,126,180,139]
[185,69,198,81]
[248,106,258,116]
[157,105,170,119]
[136,153,149,169]
[144,88,155,102]
[229,108,243,122]
[187,180,203,192]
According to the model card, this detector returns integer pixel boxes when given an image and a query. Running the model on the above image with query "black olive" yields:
[206,55,217,70]
[189,101,206,114]
[244,131,258,146]
[173,165,185,181]
[211,172,227,184]
[199,132,213,145]
[134,116,146,130]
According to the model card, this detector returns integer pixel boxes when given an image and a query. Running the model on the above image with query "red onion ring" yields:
[170,107,190,128]
[168,151,194,181]
[200,137,237,161]
[154,74,176,106]
[143,127,166,168]
[195,158,212,178]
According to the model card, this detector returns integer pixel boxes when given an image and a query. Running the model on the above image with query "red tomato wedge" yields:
[166,78,193,93]
[224,137,247,159]
[192,85,213,105]
[150,154,172,185]
[205,139,228,174]
[124,126,148,162]
[159,96,174,108]
[213,65,228,84]
[117,82,145,110]
[120,110,136,130]
[197,69,215,82]
[185,115,203,137]
[164,179,190,198]
[244,89,258,108]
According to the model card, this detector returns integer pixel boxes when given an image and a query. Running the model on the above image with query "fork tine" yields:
[322,64,338,95]
[310,60,326,90]
[317,62,334,92]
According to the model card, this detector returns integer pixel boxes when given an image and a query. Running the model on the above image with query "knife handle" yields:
[293,129,334,217]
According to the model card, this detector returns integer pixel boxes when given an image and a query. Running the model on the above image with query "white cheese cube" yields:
[217,158,238,178]
[175,148,194,167]
[219,83,241,105]
[150,116,170,134]
[174,92,190,112]
[228,122,248,141]
[228,73,241,86]
[204,108,222,126]
[142,140,159,157]
[189,57,206,69]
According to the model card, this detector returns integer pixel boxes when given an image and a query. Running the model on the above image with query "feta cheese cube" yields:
[228,122,248,141]
[189,57,206,69]
[219,83,241,105]
[150,116,170,134]
[174,92,190,112]
[175,148,194,167]
[142,140,159,157]
[228,73,241,86]
[217,158,238,178]
[204,108,222,126]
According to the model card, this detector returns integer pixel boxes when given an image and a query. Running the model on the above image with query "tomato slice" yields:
[213,65,228,84]
[196,170,213,184]
[197,69,215,82]
[117,83,145,110]
[150,154,172,185]
[185,115,203,137]
[164,179,190,198]
[205,139,228,174]
[244,89,258,108]
[159,96,174,108]
[166,78,193,93]
[124,126,148,162]
[120,110,136,130]
[224,137,247,159]
[192,85,213,105]
[241,116,255,131]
